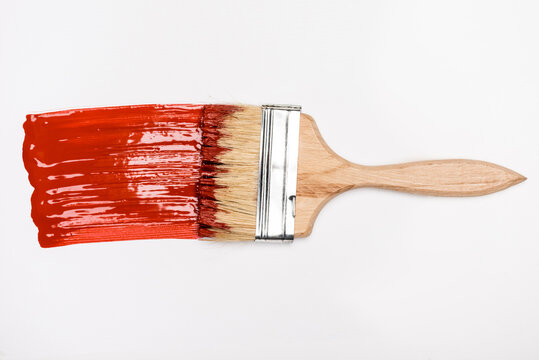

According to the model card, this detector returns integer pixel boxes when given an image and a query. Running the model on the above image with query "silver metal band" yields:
[255,104,301,242]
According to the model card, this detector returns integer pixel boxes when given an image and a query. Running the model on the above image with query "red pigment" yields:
[23,104,238,247]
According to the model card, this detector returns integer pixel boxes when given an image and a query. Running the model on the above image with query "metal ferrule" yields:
[255,104,301,242]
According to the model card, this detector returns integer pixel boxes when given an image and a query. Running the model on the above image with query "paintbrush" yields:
[23,104,525,247]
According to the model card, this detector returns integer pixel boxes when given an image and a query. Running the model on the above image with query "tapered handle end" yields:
[361,159,526,197]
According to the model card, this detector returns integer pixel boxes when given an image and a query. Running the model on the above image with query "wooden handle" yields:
[294,114,526,237]
[342,159,525,196]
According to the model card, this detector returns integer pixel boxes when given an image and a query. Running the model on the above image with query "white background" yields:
[1,0,538,359]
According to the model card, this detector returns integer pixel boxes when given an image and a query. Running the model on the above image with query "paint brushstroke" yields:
[23,104,237,247]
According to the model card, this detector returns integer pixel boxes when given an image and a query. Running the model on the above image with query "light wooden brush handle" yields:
[294,114,526,237]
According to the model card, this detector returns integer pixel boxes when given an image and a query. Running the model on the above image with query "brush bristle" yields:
[198,105,261,240]
[23,104,261,246]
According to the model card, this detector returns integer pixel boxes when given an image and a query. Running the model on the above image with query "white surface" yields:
[1,0,538,359]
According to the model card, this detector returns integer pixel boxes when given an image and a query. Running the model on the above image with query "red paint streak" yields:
[23,104,238,247]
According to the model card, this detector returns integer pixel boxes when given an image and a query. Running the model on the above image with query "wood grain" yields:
[294,114,526,237]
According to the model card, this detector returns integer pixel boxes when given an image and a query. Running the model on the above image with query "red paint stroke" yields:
[23,104,238,247]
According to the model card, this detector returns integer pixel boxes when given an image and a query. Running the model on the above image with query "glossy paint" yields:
[23,104,237,247]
